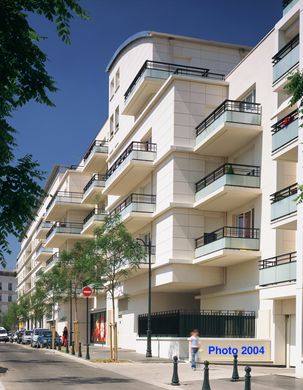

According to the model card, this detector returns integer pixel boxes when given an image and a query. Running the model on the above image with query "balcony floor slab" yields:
[194,248,261,267]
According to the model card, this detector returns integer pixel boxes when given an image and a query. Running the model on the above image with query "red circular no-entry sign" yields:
[82,286,93,297]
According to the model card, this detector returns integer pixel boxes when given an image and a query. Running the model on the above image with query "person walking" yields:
[62,326,68,347]
[188,329,200,370]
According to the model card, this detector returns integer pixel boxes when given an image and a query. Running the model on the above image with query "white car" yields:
[22,330,33,344]
[0,327,9,342]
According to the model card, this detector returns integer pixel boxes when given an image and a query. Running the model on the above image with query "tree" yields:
[284,71,303,203]
[17,294,31,327]
[0,0,89,266]
[0,302,18,330]
[30,279,48,327]
[88,214,146,361]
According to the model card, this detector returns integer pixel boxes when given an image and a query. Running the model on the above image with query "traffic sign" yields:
[82,286,93,297]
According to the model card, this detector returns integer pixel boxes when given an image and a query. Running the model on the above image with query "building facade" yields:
[16,0,303,376]
[0,270,17,315]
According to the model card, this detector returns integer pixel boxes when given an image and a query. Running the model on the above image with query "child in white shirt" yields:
[188,329,200,370]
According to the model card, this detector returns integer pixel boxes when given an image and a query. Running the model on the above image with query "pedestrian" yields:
[62,326,68,347]
[188,329,200,370]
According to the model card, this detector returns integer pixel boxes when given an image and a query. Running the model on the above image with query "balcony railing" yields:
[83,208,107,225]
[46,252,60,267]
[105,142,156,181]
[270,183,297,221]
[83,140,108,161]
[283,0,299,14]
[83,174,106,194]
[259,252,296,286]
[110,193,156,216]
[272,35,299,82]
[46,222,83,239]
[270,183,297,203]
[124,60,225,101]
[272,110,298,153]
[196,100,262,137]
[195,226,260,249]
[195,163,260,193]
[46,191,83,211]
[138,309,255,338]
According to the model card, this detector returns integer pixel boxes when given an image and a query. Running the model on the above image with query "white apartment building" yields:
[0,271,17,315]
[16,0,303,376]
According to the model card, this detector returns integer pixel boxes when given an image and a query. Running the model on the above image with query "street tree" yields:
[0,302,18,330]
[88,214,146,361]
[0,0,89,266]
[30,279,48,327]
[17,294,31,327]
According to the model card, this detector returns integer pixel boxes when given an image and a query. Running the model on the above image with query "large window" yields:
[115,106,120,132]
[8,283,12,291]
[235,209,254,238]
[8,295,12,302]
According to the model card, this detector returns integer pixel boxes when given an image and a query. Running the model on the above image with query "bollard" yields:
[85,343,90,360]
[72,341,75,355]
[244,366,251,390]
[78,342,82,358]
[231,354,239,381]
[66,340,69,354]
[202,360,211,390]
[171,356,180,386]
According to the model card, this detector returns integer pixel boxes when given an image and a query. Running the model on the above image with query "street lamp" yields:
[136,237,152,358]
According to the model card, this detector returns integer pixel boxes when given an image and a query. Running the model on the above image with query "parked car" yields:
[0,327,9,342]
[22,330,33,344]
[36,330,61,348]
[31,328,49,348]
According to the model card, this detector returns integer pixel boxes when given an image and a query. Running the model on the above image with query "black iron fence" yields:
[83,208,107,225]
[83,174,106,193]
[110,193,156,216]
[270,183,297,204]
[46,252,60,267]
[195,100,261,137]
[105,141,156,181]
[272,34,299,65]
[138,309,255,338]
[195,163,260,192]
[46,221,83,239]
[124,60,224,100]
[259,251,297,270]
[195,226,260,249]
[83,140,108,161]
[46,191,83,211]
[271,110,298,134]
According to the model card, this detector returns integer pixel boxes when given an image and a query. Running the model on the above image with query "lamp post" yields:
[136,237,152,358]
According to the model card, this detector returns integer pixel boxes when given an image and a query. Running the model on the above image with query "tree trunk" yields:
[111,289,118,361]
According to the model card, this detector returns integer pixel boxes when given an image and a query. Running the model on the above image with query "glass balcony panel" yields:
[273,40,299,83]
[260,262,296,285]
[272,113,298,153]
[283,0,299,15]
[271,185,297,221]
[195,237,259,258]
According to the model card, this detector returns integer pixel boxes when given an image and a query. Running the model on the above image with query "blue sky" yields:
[7,0,281,268]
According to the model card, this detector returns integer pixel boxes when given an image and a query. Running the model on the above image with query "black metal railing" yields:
[195,226,260,249]
[46,221,83,239]
[105,142,156,181]
[83,174,106,193]
[259,251,297,270]
[195,100,262,137]
[46,252,60,267]
[271,110,298,134]
[110,193,156,216]
[270,183,297,204]
[83,140,108,161]
[83,208,107,225]
[195,163,260,192]
[138,309,255,338]
[272,34,299,65]
[46,191,83,211]
[124,60,225,100]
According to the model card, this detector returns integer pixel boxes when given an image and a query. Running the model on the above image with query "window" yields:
[235,209,254,238]
[8,283,12,291]
[110,114,114,139]
[0,283,2,291]
[115,69,120,91]
[8,295,12,302]
[110,78,115,99]
[115,106,120,132]
[242,89,256,103]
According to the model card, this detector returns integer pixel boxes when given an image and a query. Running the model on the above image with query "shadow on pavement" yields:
[13,376,133,385]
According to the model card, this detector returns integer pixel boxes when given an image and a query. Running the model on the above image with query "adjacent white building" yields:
[16,0,303,376]
[0,270,17,314]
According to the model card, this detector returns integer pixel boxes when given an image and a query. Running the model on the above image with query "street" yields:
[0,343,163,390]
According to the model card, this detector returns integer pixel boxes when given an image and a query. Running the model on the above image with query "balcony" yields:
[82,174,106,204]
[195,100,262,156]
[82,140,108,173]
[45,191,91,220]
[272,35,299,84]
[35,268,45,282]
[110,193,156,233]
[194,227,260,266]
[194,163,261,211]
[271,184,297,229]
[35,220,52,239]
[45,253,60,271]
[35,243,53,263]
[45,222,89,247]
[259,252,296,286]
[123,60,224,116]
[272,110,298,161]
[104,142,156,196]
[283,0,299,15]
[82,208,107,235]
